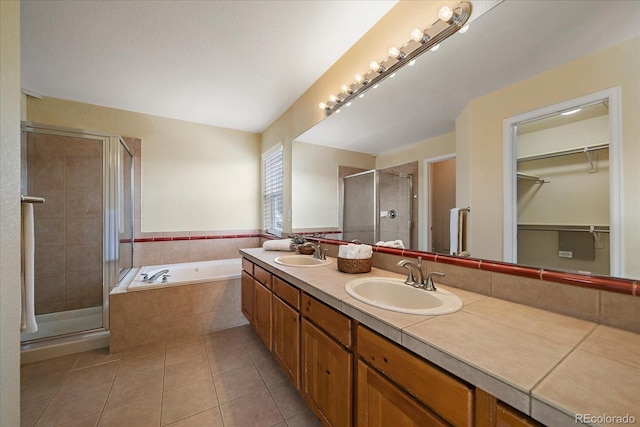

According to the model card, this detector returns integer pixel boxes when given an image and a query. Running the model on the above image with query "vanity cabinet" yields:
[476,389,543,427]
[240,270,254,324]
[301,294,353,427]
[357,325,474,427]
[272,276,301,388]
[254,280,272,350]
[242,259,272,349]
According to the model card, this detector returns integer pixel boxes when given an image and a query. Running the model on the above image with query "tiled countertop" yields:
[240,248,640,427]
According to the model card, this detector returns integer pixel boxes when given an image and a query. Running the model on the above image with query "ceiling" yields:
[297,0,640,154]
[20,0,397,133]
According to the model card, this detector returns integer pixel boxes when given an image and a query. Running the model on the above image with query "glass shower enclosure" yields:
[20,122,134,345]
[342,169,413,247]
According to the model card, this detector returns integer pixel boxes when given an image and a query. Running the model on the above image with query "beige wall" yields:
[0,1,22,425]
[292,142,374,230]
[458,38,639,278]
[27,97,261,232]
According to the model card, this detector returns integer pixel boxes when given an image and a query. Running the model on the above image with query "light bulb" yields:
[319,102,327,110]
[431,44,440,52]
[370,61,381,72]
[459,24,469,34]
[329,94,338,103]
[388,46,401,58]
[439,6,453,22]
[354,74,364,84]
[341,84,351,94]
[410,28,424,42]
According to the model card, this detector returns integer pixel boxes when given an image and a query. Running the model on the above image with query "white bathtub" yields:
[128,258,242,291]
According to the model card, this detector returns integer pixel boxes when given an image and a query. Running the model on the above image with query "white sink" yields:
[274,255,332,267]
[345,277,462,315]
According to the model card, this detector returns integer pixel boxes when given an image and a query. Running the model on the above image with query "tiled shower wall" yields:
[27,132,103,314]
[124,138,260,268]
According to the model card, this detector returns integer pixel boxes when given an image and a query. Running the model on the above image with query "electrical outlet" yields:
[559,250,573,258]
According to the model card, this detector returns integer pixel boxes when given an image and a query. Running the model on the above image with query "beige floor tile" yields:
[244,339,273,363]
[207,345,253,376]
[161,378,218,426]
[204,328,245,352]
[21,399,49,427]
[106,368,164,410]
[268,381,309,419]
[21,353,81,381]
[219,388,284,427]
[119,349,165,376]
[57,413,100,427]
[57,361,119,396]
[236,324,261,343]
[121,342,165,358]
[98,394,161,427]
[36,382,110,427]
[213,364,266,404]
[166,342,207,366]
[254,357,288,387]
[166,334,203,348]
[164,356,211,391]
[73,348,122,370]
[21,370,66,403]
[285,408,322,427]
[165,407,224,427]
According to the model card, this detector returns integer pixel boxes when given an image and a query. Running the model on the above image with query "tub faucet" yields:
[145,269,169,283]
[397,257,424,288]
[302,242,326,260]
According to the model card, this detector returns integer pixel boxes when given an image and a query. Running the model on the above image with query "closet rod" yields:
[516,172,549,184]
[517,143,608,163]
[518,225,609,233]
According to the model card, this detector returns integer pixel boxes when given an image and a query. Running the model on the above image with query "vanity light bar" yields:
[320,2,472,116]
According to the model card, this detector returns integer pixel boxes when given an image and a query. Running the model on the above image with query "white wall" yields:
[0,1,22,424]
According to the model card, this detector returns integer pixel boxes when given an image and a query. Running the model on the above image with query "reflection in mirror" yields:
[515,102,610,276]
[118,139,134,282]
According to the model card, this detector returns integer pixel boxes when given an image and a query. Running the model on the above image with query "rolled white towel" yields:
[345,243,360,259]
[357,244,373,259]
[338,245,348,258]
[393,240,405,249]
[263,239,294,251]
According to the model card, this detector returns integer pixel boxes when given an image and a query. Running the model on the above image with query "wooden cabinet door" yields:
[254,280,272,350]
[301,318,352,427]
[357,360,447,427]
[496,402,543,427]
[272,295,300,388]
[241,271,254,324]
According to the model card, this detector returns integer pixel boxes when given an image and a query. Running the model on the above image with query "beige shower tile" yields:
[491,273,600,322]
[164,284,203,318]
[66,271,102,300]
[65,295,102,311]
[28,155,64,192]
[162,240,190,264]
[33,190,65,218]
[34,273,65,304]
[134,242,164,267]
[34,217,65,246]
[36,382,110,427]
[161,378,218,426]
[66,244,102,273]
[65,156,102,192]
[64,138,101,157]
[599,291,640,334]
[66,190,102,218]
[35,245,65,275]
[27,133,66,159]
[106,368,163,410]
[212,238,253,260]
[189,239,214,262]
[164,356,211,391]
[35,301,66,315]
[66,217,101,245]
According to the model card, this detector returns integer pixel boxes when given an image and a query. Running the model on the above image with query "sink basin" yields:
[345,277,462,315]
[274,255,332,267]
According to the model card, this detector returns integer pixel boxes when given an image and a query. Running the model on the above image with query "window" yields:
[263,145,283,236]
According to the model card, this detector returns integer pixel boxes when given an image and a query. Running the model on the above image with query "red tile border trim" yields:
[541,270,635,295]
[479,261,541,279]
[134,233,260,243]
[434,254,482,270]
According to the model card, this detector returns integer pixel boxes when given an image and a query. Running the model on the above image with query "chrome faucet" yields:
[397,256,424,288]
[302,242,326,260]
[145,269,169,283]
[424,272,445,292]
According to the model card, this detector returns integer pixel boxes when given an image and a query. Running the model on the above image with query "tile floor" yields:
[21,325,322,427]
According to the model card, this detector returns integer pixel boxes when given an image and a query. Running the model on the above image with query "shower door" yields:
[20,123,133,343]
[378,171,412,246]
[343,170,378,244]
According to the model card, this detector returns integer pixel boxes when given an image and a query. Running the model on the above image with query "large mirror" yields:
[291,0,640,279]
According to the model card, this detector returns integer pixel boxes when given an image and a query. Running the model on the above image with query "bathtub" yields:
[128,258,242,291]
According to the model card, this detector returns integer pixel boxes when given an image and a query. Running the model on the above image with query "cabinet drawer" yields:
[242,257,254,275]
[357,325,474,427]
[254,264,272,289]
[496,402,542,427]
[301,293,351,348]
[273,276,300,310]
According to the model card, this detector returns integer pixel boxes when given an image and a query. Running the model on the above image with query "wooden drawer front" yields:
[357,326,473,427]
[254,280,272,350]
[272,276,300,310]
[357,360,447,427]
[242,257,254,275]
[254,264,272,289]
[496,402,542,427]
[301,293,351,349]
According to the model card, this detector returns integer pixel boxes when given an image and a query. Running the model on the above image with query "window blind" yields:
[263,146,283,236]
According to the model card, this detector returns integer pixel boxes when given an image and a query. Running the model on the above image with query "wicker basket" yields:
[337,257,372,274]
